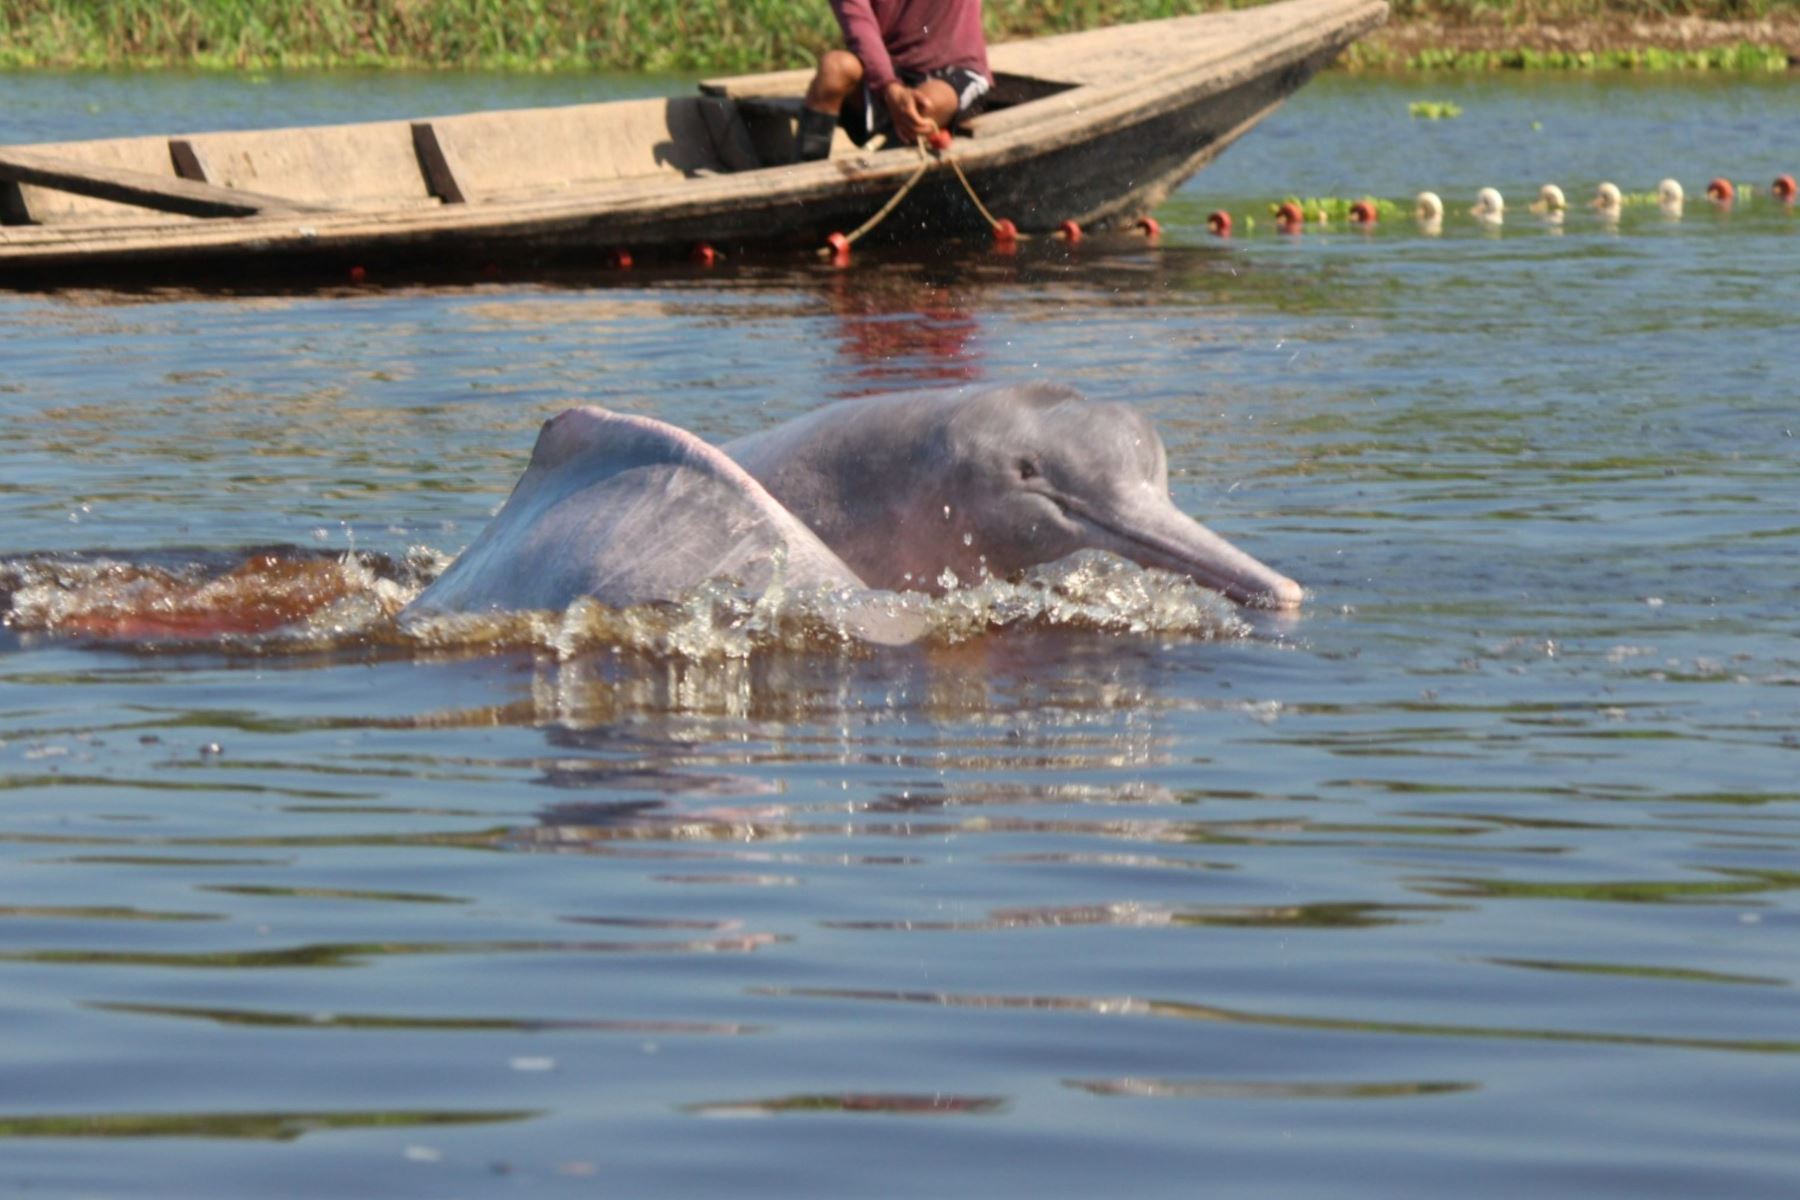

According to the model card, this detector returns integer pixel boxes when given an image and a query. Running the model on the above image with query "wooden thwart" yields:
[0,146,330,218]
[410,123,466,205]
[168,139,209,182]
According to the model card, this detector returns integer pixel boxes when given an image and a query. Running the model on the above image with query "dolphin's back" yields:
[405,407,865,617]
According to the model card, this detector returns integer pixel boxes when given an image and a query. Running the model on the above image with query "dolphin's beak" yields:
[1066,486,1304,610]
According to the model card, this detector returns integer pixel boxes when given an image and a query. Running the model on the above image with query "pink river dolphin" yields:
[404,383,1302,630]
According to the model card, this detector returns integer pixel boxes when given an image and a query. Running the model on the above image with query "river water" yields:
[2,69,1797,1197]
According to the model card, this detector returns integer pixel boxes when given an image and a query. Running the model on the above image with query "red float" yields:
[1349,199,1378,225]
[992,218,1019,245]
[1206,210,1232,236]
[1136,216,1161,239]
[1275,201,1305,232]
[1706,177,1735,203]
[1773,174,1798,202]
[1058,219,1083,244]
[692,243,719,266]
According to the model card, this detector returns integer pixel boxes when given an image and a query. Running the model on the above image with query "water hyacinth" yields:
[1272,196,1406,222]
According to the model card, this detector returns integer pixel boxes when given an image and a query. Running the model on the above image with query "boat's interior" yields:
[0,71,1078,227]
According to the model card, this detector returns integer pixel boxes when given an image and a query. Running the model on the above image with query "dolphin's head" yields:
[936,385,1303,609]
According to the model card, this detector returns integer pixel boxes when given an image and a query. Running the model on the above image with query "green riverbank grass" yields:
[1345,41,1793,69]
[1,0,1795,71]
[0,0,1265,71]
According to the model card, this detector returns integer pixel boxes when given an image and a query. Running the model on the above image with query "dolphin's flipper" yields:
[405,408,901,633]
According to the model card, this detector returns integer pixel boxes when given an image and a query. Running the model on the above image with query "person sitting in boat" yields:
[795,0,992,162]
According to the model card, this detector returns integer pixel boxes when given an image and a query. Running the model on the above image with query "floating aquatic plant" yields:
[1272,196,1405,222]
[1409,100,1463,119]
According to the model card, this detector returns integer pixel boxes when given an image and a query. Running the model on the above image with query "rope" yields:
[819,136,1023,257]
[821,143,932,255]
[943,152,1022,239]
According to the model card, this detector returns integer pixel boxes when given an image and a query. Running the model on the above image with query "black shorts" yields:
[840,65,992,146]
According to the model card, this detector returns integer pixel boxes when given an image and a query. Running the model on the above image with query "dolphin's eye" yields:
[1017,458,1039,481]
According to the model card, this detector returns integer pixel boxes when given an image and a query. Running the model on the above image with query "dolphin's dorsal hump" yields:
[406,406,869,617]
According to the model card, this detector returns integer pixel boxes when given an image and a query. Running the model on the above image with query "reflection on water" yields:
[0,1110,537,1141]
[93,1002,766,1035]
[2,69,1799,1200]
[819,901,1458,930]
[822,268,985,390]
[1066,1077,1478,1100]
[0,933,782,969]
[686,1094,1007,1118]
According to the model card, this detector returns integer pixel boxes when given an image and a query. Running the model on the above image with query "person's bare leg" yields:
[797,50,863,161]
[913,78,959,132]
[805,49,864,114]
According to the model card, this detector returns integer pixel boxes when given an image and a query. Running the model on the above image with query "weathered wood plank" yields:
[698,68,813,100]
[410,122,466,204]
[0,146,329,218]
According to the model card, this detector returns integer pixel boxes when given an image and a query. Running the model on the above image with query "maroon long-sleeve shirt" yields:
[829,0,990,93]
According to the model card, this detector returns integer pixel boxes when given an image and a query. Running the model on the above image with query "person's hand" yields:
[882,81,939,146]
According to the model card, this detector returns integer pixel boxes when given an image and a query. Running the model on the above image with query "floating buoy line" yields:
[814,153,1792,258]
[564,161,1794,279]
[1200,174,1796,237]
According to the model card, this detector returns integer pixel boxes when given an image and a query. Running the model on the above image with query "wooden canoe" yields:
[0,0,1385,280]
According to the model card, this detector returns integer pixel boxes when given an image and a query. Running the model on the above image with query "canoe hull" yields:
[0,0,1385,279]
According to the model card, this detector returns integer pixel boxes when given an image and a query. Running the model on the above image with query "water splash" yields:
[1,549,418,645]
[3,545,1249,660]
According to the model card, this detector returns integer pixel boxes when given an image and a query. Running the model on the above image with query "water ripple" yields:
[2,934,781,969]
[760,988,1800,1056]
